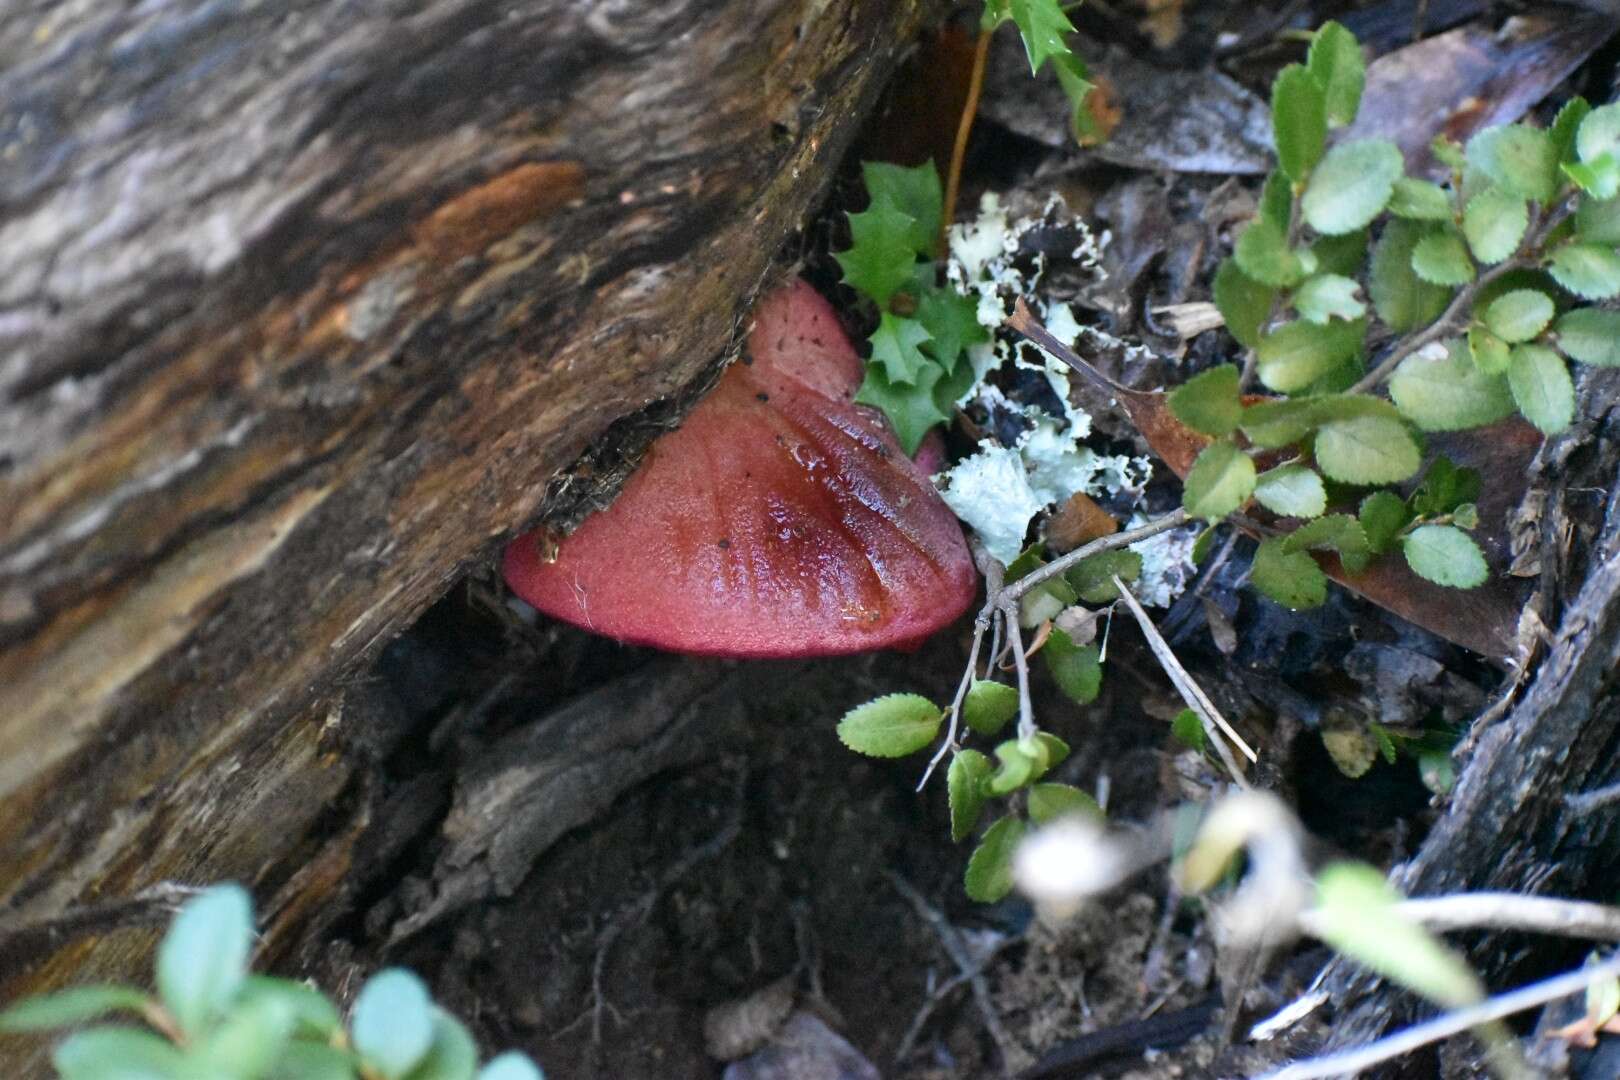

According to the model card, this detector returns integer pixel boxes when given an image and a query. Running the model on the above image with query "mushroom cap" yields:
[503,279,978,657]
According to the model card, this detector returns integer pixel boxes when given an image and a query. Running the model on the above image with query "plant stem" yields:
[1000,508,1191,604]
[940,27,992,254]
[1348,257,1525,393]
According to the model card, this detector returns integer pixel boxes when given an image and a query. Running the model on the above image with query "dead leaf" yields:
[1046,491,1118,553]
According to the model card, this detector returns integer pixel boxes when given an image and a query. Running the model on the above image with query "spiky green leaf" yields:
[964,680,1020,738]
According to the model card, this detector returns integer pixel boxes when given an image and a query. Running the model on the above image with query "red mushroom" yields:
[503,279,978,657]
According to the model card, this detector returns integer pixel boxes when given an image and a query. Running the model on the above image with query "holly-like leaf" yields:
[1284,513,1372,574]
[1301,140,1402,235]
[854,362,950,456]
[1462,187,1528,264]
[1272,64,1327,183]
[1467,124,1558,205]
[1507,343,1576,434]
[1390,340,1515,431]
[1387,178,1453,221]
[1548,243,1620,299]
[964,817,1026,902]
[1577,102,1620,167]
[836,193,920,304]
[1028,783,1104,825]
[1251,536,1328,609]
[1307,21,1365,127]
[964,680,1020,737]
[1168,363,1242,436]
[862,161,942,257]
[949,750,993,842]
[1044,627,1101,705]
[916,283,988,369]
[1255,317,1366,393]
[1402,525,1489,588]
[1254,463,1327,518]
[1370,219,1450,331]
[1482,289,1554,342]
[837,694,943,757]
[1182,440,1257,520]
[1556,308,1620,366]
[1412,227,1475,285]
[1213,258,1274,348]
[1314,413,1422,485]
[1001,0,1077,74]
[1235,218,1307,287]
[1066,548,1142,604]
[868,312,933,384]
[1359,490,1410,554]
[1294,273,1366,324]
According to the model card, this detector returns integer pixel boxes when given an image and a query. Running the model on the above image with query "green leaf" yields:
[1255,317,1366,393]
[1168,364,1243,436]
[915,283,988,368]
[1239,392,1398,448]
[1293,274,1365,324]
[1507,343,1576,434]
[1482,289,1554,342]
[1212,258,1274,348]
[861,161,942,257]
[1386,178,1452,221]
[239,976,343,1041]
[1461,187,1528,264]
[1171,708,1207,751]
[964,817,1026,903]
[988,740,1039,795]
[1432,135,1467,171]
[1311,229,1369,275]
[52,1027,184,1080]
[1409,456,1480,518]
[1556,308,1620,366]
[1314,413,1422,485]
[1307,22,1365,127]
[1052,52,1098,145]
[478,1054,545,1080]
[1043,628,1101,705]
[1369,220,1450,331]
[1028,783,1103,825]
[1253,463,1327,518]
[1578,102,1620,166]
[1032,732,1070,778]
[963,681,1019,737]
[353,969,435,1080]
[1234,218,1306,287]
[1453,502,1480,530]
[1411,227,1475,285]
[0,987,152,1033]
[1466,124,1558,204]
[1182,440,1256,520]
[1250,536,1328,609]
[1359,491,1410,554]
[868,312,933,384]
[1283,513,1372,574]
[1575,194,1620,245]
[837,694,943,757]
[835,193,920,304]
[1468,324,1511,375]
[1419,750,1456,795]
[193,995,298,1080]
[1272,64,1327,182]
[1259,170,1293,230]
[1301,140,1402,235]
[1191,527,1218,565]
[1563,156,1620,200]
[948,750,993,842]
[1552,97,1593,165]
[157,883,254,1039]
[1005,0,1077,74]
[402,1010,478,1080]
[854,362,950,456]
[1389,340,1514,431]
[1548,243,1620,299]
[270,1041,361,1080]
[1066,548,1143,604]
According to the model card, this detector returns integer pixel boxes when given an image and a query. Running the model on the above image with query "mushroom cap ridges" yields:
[502,279,978,657]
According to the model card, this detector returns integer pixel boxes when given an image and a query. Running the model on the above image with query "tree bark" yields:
[0,0,938,1028]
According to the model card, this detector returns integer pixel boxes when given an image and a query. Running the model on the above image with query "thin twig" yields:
[918,624,988,790]
[999,508,1192,604]
[1257,950,1620,1080]
[1567,778,1620,817]
[940,27,992,253]
[1361,893,1620,943]
[1003,604,1037,743]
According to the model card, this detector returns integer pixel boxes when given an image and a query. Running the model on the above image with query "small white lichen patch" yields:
[938,444,1045,566]
[1127,512,1200,607]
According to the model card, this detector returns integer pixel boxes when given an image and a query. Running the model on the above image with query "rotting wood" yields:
[0,0,940,1054]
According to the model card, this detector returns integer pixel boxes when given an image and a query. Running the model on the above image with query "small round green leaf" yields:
[1549,243,1620,300]
[1312,229,1369,275]
[1411,228,1475,285]
[1028,783,1103,825]
[157,883,254,1038]
[963,680,1019,737]
[1359,491,1410,554]
[1066,548,1142,604]
[0,987,152,1033]
[1182,440,1257,521]
[1553,97,1594,165]
[1402,525,1489,588]
[239,975,342,1040]
[52,1027,184,1080]
[275,1041,362,1080]
[948,750,993,843]
[1301,140,1403,235]
[964,817,1027,903]
[1389,341,1514,431]
[194,995,298,1079]
[1213,258,1274,348]
[1307,22,1365,127]
[1272,64,1327,182]
[1168,364,1243,436]
[1171,708,1208,751]
[1043,628,1101,705]
[1507,344,1576,434]
[479,1053,546,1080]
[1314,414,1422,485]
[1370,220,1449,331]
[1235,218,1306,287]
[988,740,1039,796]
[1250,537,1328,610]
[403,1009,478,1080]
[1282,514,1372,574]
[1255,317,1366,393]
[1253,464,1327,519]
[1482,289,1554,343]
[837,694,943,758]
[1564,156,1620,200]
[1387,178,1453,221]
[1467,124,1558,205]
[1293,274,1366,324]
[1578,103,1620,166]
[1575,194,1620,245]
[352,969,436,1080]
[1462,188,1528,264]
[1556,308,1620,366]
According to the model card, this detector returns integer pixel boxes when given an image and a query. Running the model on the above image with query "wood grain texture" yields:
[0,0,939,1037]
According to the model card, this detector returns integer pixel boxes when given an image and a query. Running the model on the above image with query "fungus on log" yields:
[503,280,978,657]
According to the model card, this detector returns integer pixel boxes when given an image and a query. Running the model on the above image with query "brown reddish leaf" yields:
[1045,491,1118,553]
